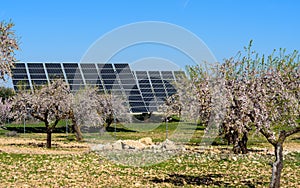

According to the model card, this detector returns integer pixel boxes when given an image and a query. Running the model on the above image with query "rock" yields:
[231,156,237,161]
[91,144,104,151]
[139,137,153,145]
[112,140,123,150]
[161,139,178,150]
[122,140,146,150]
[103,144,113,150]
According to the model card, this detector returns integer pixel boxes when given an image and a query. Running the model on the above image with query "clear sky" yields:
[1,0,300,67]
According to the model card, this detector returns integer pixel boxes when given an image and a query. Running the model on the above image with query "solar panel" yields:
[12,62,182,113]
[128,95,143,101]
[103,80,117,84]
[46,64,65,79]
[114,63,129,69]
[131,107,148,113]
[62,63,83,86]
[161,71,175,80]
[81,63,97,69]
[12,63,31,91]
[100,69,115,74]
[97,63,113,69]
[120,79,136,85]
[13,68,27,74]
[104,84,122,90]
[12,74,28,79]
[142,93,155,98]
[122,85,137,90]
[32,80,48,85]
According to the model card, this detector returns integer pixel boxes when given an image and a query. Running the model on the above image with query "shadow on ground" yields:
[150,173,262,187]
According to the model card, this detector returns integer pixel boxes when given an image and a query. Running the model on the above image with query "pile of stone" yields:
[91,137,185,152]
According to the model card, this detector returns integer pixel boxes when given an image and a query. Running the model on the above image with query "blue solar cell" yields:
[143,97,155,101]
[98,64,113,69]
[125,90,140,95]
[83,74,99,79]
[12,68,27,74]
[101,74,116,79]
[101,70,115,75]
[103,80,117,84]
[139,84,151,88]
[48,75,65,80]
[142,93,154,97]
[140,88,153,93]
[128,96,143,101]
[116,68,131,74]
[32,80,48,85]
[152,83,164,88]
[150,79,163,83]
[63,63,79,69]
[153,88,166,92]
[81,64,96,69]
[120,79,136,85]
[122,85,137,90]
[82,68,98,74]
[118,74,134,79]
[68,80,85,85]
[13,74,28,79]
[15,63,26,68]
[47,69,64,74]
[27,63,44,68]
[45,63,61,68]
[114,63,129,69]
[105,84,121,90]
[138,80,150,84]
[13,80,30,85]
[129,101,145,107]
[30,74,47,79]
[131,107,148,113]
[166,88,176,93]
[161,71,174,80]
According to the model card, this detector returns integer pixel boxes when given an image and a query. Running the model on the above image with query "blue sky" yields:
[1,0,300,68]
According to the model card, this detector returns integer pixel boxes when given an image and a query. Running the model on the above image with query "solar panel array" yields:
[12,62,184,113]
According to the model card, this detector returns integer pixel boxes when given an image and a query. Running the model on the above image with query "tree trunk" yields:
[270,142,284,188]
[239,132,248,154]
[232,131,248,154]
[46,129,52,148]
[232,131,240,154]
[71,121,83,141]
[105,116,114,128]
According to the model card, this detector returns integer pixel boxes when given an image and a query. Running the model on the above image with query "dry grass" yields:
[0,126,299,187]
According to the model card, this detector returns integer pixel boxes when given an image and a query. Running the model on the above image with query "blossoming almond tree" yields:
[12,79,72,148]
[70,86,131,141]
[0,21,19,80]
[0,98,11,126]
[160,41,299,186]
[245,50,300,188]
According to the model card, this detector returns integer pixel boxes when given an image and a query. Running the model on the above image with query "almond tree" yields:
[208,47,300,187]
[245,50,300,188]
[69,87,105,141]
[70,86,131,141]
[162,42,299,186]
[0,21,19,80]
[12,79,72,148]
[0,98,11,126]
